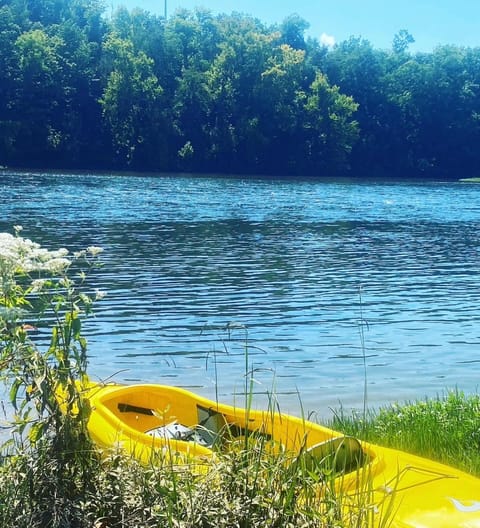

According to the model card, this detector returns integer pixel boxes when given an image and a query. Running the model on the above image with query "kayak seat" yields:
[195,405,231,447]
[143,405,231,448]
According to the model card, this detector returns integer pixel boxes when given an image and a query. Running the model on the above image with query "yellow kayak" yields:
[75,380,480,528]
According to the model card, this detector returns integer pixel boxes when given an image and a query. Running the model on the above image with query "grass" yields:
[330,390,480,477]
[459,177,480,183]
[0,427,380,527]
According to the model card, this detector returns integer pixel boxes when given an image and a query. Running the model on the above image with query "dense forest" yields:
[1,0,480,177]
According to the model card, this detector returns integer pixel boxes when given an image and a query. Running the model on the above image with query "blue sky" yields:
[109,0,480,52]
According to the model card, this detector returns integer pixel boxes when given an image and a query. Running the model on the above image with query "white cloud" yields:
[320,32,336,48]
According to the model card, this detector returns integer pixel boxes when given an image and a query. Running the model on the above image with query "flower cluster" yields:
[0,231,71,276]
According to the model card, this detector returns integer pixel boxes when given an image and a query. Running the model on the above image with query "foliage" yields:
[0,227,104,527]
[5,0,479,177]
[100,34,165,166]
[0,438,381,528]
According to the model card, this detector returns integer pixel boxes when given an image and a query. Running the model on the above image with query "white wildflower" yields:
[52,248,69,258]
[59,277,74,288]
[87,246,103,256]
[0,232,71,274]
[30,279,48,293]
[94,289,107,301]
[41,258,71,274]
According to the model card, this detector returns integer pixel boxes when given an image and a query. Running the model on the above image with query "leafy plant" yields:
[0,227,104,527]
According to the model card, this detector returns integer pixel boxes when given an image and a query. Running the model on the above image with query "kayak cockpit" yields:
[89,383,371,477]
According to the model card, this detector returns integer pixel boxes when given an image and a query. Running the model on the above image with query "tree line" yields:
[1,0,480,178]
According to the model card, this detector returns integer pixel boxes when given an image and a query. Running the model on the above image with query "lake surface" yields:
[2,170,480,417]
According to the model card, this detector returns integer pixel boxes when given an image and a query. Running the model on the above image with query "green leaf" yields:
[48,326,58,354]
[28,421,46,445]
[9,378,22,410]
[71,314,81,339]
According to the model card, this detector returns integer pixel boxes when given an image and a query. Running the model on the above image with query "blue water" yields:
[2,170,480,417]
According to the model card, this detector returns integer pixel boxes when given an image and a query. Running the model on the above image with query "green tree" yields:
[415,46,480,174]
[301,72,359,173]
[212,14,275,173]
[100,35,166,167]
[3,0,480,177]
[111,6,167,64]
[51,19,106,166]
[392,29,415,54]
[256,43,308,173]
[0,5,22,165]
[324,37,396,175]
[166,8,224,170]
[12,28,66,164]
[278,13,309,50]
